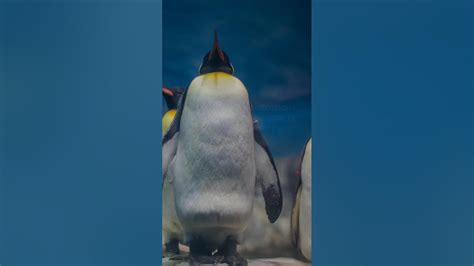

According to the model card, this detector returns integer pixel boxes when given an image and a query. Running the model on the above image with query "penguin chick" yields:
[162,31,283,266]
[291,138,312,261]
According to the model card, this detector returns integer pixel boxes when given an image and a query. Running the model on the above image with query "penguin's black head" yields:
[199,31,234,75]
[162,86,184,110]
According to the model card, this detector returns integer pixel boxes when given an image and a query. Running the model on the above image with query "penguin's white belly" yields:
[162,175,183,242]
[173,73,256,245]
[162,129,183,244]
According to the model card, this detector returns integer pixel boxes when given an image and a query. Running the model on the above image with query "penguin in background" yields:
[162,87,185,137]
[162,32,283,265]
[291,138,312,262]
[162,86,186,257]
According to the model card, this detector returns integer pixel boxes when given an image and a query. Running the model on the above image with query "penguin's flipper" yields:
[162,88,188,185]
[254,124,283,223]
[291,183,302,247]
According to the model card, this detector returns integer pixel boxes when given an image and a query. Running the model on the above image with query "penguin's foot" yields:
[188,237,247,265]
[189,254,225,265]
[188,237,220,265]
[188,256,201,266]
[225,253,247,266]
[189,237,214,256]
[168,254,188,261]
[164,239,180,257]
[217,237,247,266]
[215,236,237,257]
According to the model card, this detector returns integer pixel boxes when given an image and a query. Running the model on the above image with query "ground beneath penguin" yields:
[162,257,310,266]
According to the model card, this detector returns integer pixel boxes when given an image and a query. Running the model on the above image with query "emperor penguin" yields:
[162,32,283,265]
[291,138,312,261]
[162,86,186,257]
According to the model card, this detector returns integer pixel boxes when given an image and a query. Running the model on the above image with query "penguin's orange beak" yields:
[208,30,225,61]
[162,87,173,96]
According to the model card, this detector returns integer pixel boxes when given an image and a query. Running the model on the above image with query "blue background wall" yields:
[0,0,472,265]
[1,2,162,265]
[314,1,473,265]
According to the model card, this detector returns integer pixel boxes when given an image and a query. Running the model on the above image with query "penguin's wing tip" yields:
[254,127,283,223]
[262,183,283,223]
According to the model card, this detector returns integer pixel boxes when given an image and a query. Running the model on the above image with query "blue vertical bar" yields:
[313,0,473,265]
[158,0,163,262]
[1,1,162,264]
[0,3,6,264]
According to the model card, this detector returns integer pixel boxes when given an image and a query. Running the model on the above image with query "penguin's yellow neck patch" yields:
[190,72,247,97]
[162,109,177,137]
[202,72,233,79]
[200,72,233,88]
